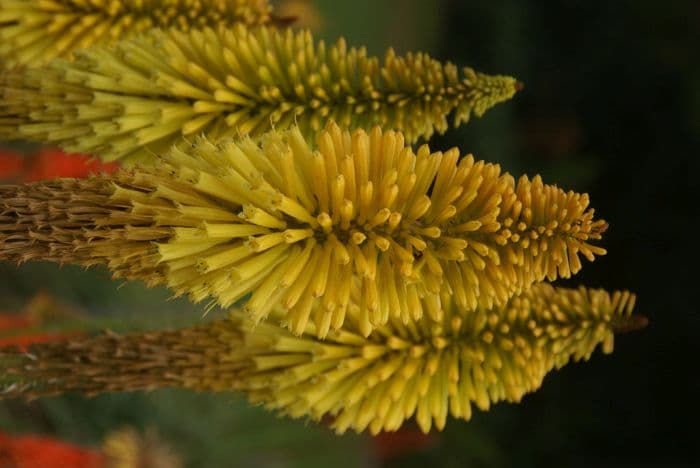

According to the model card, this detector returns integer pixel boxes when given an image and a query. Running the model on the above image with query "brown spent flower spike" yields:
[0,285,641,434]
[0,123,607,337]
[0,0,273,66]
[0,25,520,163]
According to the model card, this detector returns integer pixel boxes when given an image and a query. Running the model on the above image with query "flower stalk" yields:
[0,123,607,336]
[0,25,520,163]
[0,285,641,434]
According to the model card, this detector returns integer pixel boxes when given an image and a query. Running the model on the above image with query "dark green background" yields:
[1,0,697,466]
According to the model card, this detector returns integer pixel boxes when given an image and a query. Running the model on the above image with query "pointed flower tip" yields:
[460,72,522,121]
[0,122,607,338]
[613,314,648,334]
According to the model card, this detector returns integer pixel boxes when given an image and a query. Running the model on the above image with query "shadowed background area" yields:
[1,0,697,466]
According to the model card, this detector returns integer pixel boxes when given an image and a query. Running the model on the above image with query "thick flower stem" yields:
[0,25,520,163]
[0,284,639,434]
[0,123,608,336]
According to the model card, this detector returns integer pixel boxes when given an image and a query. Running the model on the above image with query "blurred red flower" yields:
[0,330,85,353]
[0,431,105,468]
[0,314,35,330]
[0,148,118,182]
[23,149,118,181]
[0,149,24,181]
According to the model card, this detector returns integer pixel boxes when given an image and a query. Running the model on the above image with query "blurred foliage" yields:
[0,0,697,466]
[0,391,366,467]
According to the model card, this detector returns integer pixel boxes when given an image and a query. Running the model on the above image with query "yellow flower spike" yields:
[0,123,607,336]
[0,284,644,434]
[0,0,273,67]
[0,25,520,163]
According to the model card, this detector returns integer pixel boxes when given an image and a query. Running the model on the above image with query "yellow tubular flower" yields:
[0,0,272,66]
[0,25,520,163]
[0,285,644,434]
[0,123,607,336]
